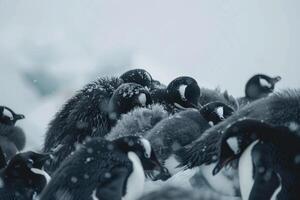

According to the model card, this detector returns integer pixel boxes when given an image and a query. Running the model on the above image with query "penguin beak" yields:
[15,114,25,121]
[212,156,235,176]
[271,76,281,84]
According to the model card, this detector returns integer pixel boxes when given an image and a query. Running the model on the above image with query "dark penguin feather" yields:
[176,89,300,169]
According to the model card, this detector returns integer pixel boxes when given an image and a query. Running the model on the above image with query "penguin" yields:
[213,119,300,200]
[0,106,25,125]
[146,102,235,179]
[120,68,164,90]
[106,104,169,141]
[238,74,281,107]
[107,102,234,180]
[40,136,164,200]
[108,83,153,123]
[145,109,210,176]
[44,83,152,174]
[151,76,201,113]
[0,151,50,200]
[176,89,300,169]
[198,88,239,111]
[44,68,155,153]
[199,101,235,126]
[0,106,26,162]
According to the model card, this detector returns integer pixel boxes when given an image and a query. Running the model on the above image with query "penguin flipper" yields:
[175,132,221,169]
[95,167,129,200]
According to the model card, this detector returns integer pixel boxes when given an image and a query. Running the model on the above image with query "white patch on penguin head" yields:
[138,93,147,106]
[3,108,13,120]
[178,85,187,101]
[30,168,51,184]
[259,78,272,88]
[216,106,224,119]
[226,137,239,154]
[139,138,151,158]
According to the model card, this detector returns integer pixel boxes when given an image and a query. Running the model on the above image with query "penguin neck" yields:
[123,152,145,200]
[238,140,259,200]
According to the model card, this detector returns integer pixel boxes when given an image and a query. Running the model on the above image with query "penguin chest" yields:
[123,152,145,200]
[238,140,258,200]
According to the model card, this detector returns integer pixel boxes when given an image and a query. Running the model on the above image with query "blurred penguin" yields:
[40,136,164,200]
[238,74,281,107]
[214,119,300,200]
[151,76,201,113]
[0,106,25,162]
[0,151,50,200]
[44,83,152,174]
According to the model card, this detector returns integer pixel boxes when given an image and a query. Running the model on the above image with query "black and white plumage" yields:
[151,76,201,113]
[214,119,300,200]
[0,106,25,126]
[200,102,235,126]
[44,82,152,174]
[0,151,50,200]
[0,106,26,162]
[238,74,281,107]
[106,104,168,141]
[40,136,164,200]
[176,89,300,169]
[44,68,156,153]
[108,83,153,123]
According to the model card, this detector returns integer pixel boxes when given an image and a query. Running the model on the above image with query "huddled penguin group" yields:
[1,69,299,200]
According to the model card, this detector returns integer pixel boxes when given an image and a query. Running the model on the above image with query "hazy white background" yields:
[0,0,299,149]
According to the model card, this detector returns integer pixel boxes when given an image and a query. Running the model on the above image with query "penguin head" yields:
[200,101,235,126]
[213,119,300,175]
[114,136,165,172]
[0,106,25,125]
[108,83,152,121]
[245,74,281,99]
[166,76,201,109]
[4,151,51,190]
[120,69,153,89]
